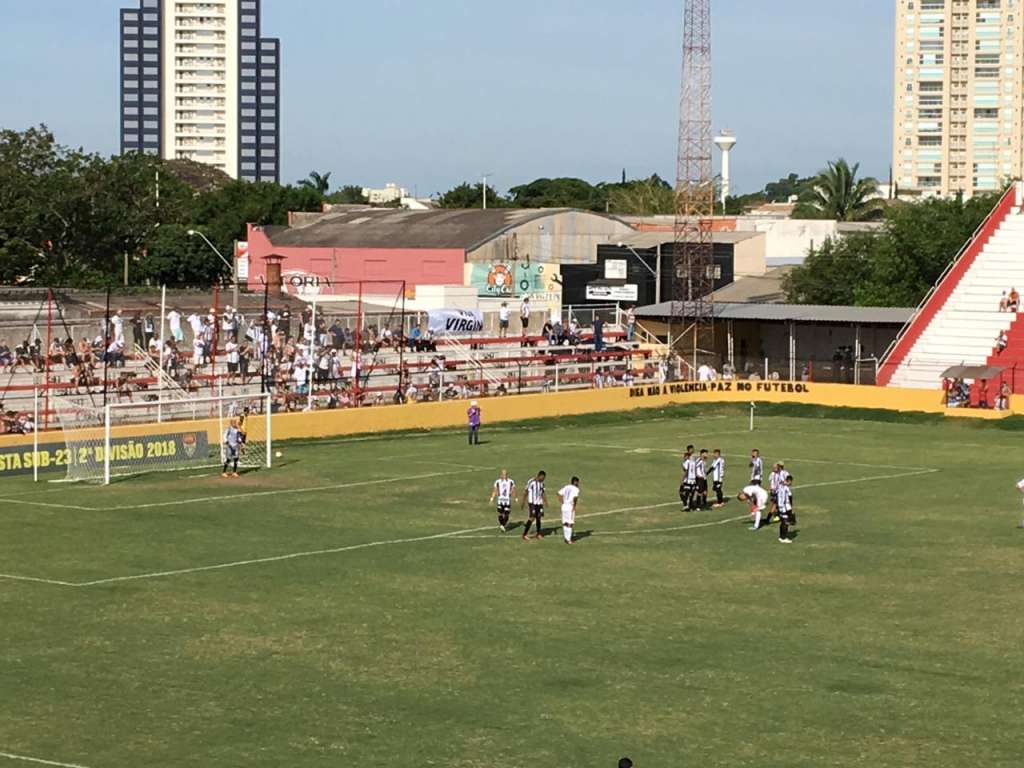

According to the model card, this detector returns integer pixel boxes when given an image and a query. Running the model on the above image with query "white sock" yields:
[563,524,572,543]
[753,508,762,529]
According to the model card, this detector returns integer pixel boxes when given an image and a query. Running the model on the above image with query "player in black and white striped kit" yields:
[489,470,517,532]
[694,449,709,510]
[679,445,696,511]
[749,449,764,486]
[521,470,547,540]
[710,449,726,508]
[777,474,796,544]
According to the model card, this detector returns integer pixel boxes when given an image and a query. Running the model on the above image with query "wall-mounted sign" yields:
[586,284,639,302]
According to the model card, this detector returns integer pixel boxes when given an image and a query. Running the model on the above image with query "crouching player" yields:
[559,476,581,544]
[490,470,517,532]
[738,483,769,531]
[222,418,241,478]
[776,474,796,544]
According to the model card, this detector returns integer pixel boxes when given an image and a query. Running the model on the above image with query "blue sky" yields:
[0,1,893,195]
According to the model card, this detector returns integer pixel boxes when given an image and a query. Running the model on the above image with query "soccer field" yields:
[1,404,1022,768]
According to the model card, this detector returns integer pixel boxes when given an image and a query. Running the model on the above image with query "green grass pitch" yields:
[1,404,1022,768]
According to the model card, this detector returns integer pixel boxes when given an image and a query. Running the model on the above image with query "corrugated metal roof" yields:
[635,301,914,325]
[263,208,628,250]
[611,231,764,250]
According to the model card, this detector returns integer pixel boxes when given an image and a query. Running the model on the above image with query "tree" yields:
[605,175,674,215]
[794,159,884,221]
[507,177,605,210]
[438,182,507,209]
[326,185,369,205]
[782,235,874,305]
[783,191,1003,307]
[298,171,332,195]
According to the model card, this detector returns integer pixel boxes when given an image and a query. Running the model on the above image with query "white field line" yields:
[0,573,80,588]
[0,467,937,588]
[1,468,492,513]
[560,441,935,472]
[0,751,94,768]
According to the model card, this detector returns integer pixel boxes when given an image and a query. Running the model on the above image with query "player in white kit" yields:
[559,477,581,544]
[737,484,770,531]
[489,470,517,532]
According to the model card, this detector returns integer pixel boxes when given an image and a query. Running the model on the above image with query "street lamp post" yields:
[617,243,661,304]
[188,229,239,308]
[481,173,494,210]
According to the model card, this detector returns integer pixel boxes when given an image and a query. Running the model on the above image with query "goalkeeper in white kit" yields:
[222,419,241,478]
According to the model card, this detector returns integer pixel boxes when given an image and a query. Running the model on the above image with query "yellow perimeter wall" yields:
[1,382,1016,452]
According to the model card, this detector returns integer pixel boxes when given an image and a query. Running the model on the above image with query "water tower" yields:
[713,131,738,209]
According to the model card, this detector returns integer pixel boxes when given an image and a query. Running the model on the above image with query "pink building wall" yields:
[245,224,466,295]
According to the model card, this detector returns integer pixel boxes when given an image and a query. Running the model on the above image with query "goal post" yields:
[53,393,272,485]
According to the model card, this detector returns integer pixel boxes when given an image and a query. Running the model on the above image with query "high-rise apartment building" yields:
[893,0,1022,198]
[119,0,280,183]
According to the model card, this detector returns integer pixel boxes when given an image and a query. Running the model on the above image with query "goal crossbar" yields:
[53,392,272,485]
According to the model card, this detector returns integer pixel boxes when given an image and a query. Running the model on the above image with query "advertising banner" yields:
[427,309,485,335]
[586,284,639,302]
[0,431,211,478]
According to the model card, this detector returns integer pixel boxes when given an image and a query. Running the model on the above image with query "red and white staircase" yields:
[879,183,1024,392]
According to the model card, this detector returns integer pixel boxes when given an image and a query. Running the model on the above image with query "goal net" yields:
[52,393,272,484]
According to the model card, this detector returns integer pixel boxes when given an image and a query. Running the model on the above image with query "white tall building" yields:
[893,0,1022,198]
[120,0,280,182]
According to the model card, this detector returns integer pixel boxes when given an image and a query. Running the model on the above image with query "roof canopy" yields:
[940,365,1006,380]
[634,301,915,325]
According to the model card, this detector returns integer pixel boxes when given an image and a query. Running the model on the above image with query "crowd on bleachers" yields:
[0,300,654,428]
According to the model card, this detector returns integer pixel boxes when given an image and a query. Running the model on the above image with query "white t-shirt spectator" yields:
[520,301,531,321]
[499,305,510,322]
[167,310,182,333]
[226,341,239,364]
[187,313,203,337]
[698,364,713,382]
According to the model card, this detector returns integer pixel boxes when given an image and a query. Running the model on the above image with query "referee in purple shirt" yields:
[467,400,481,445]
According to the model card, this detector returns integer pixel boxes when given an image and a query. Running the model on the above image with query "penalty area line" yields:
[0,751,95,768]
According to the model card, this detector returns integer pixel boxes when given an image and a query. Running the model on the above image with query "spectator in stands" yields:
[998,381,1011,411]
[593,314,606,352]
[131,312,144,350]
[625,306,637,342]
[996,330,1009,353]
[47,339,64,369]
[167,306,184,342]
[594,370,605,389]
[187,310,203,341]
[1010,287,1020,312]
[0,342,12,373]
[999,292,1010,312]
[105,337,126,368]
[111,309,125,345]
[498,301,510,338]
[520,296,531,335]
[144,313,156,347]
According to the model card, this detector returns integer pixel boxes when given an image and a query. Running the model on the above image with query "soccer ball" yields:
[275,451,283,459]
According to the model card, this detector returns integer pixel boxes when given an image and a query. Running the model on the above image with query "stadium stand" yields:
[880,183,1024,401]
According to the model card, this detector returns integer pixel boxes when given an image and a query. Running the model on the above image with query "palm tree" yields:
[805,159,883,221]
[298,171,332,195]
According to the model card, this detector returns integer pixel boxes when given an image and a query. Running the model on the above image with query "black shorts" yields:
[770,491,778,505]
[239,433,247,445]
[750,478,762,486]
[528,503,544,518]
[499,319,509,329]
[712,481,723,491]
[497,502,510,514]
[227,362,238,373]
[697,478,708,493]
